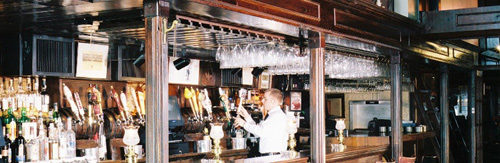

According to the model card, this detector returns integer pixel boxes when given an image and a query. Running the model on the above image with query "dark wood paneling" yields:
[422,5,500,39]
[237,0,320,21]
[199,61,221,87]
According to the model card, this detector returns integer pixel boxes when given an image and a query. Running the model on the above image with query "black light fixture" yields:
[251,67,265,77]
[133,54,145,67]
[173,58,191,70]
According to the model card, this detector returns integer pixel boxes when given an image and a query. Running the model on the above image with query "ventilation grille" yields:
[34,36,74,75]
[221,69,241,86]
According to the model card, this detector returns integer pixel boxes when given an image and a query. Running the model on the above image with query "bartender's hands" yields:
[237,107,252,120]
[234,117,246,128]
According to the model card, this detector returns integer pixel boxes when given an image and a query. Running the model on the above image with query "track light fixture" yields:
[173,57,191,70]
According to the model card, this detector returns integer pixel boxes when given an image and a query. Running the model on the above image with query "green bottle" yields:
[18,102,29,123]
[52,103,60,121]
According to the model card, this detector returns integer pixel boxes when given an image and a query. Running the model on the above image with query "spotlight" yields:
[251,67,265,77]
[173,58,191,70]
[133,54,145,67]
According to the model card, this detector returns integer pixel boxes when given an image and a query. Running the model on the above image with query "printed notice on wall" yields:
[290,92,302,111]
[241,68,253,86]
[76,43,108,78]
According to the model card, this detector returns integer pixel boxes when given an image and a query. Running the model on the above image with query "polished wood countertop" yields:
[402,132,436,142]
[169,149,249,162]
[171,151,308,163]
[325,145,389,162]
[327,132,435,147]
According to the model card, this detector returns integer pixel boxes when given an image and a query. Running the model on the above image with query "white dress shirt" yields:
[243,106,288,153]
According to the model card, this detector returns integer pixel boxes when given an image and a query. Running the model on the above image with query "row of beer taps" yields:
[183,87,213,121]
[62,83,146,126]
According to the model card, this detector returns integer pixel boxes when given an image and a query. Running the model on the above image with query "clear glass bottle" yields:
[38,122,49,161]
[57,119,67,160]
[40,77,49,114]
[65,118,76,160]
[48,123,59,160]
[25,135,39,162]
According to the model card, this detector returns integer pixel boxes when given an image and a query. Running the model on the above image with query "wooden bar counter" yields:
[326,145,389,163]
[170,149,249,162]
[323,132,435,162]
[170,151,308,163]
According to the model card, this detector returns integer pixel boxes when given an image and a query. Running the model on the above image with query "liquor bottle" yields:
[64,118,76,160]
[7,121,15,143]
[3,127,10,147]
[40,77,49,114]
[25,135,39,162]
[18,102,29,123]
[2,99,9,126]
[52,103,60,122]
[2,142,11,163]
[57,119,67,160]
[16,77,23,95]
[13,130,25,163]
[25,78,31,94]
[2,127,10,163]
[48,123,59,160]
[1,142,8,163]
[0,77,4,97]
[32,77,42,120]
[32,77,38,94]
[38,122,49,161]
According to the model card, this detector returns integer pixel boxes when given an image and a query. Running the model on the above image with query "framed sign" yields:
[76,43,109,78]
[241,68,253,86]
[259,72,271,89]
[290,92,302,111]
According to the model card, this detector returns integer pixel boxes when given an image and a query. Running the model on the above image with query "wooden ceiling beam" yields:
[422,5,500,39]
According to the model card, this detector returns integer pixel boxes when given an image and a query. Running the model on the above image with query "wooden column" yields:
[440,64,449,163]
[144,1,169,162]
[390,52,402,162]
[308,30,326,163]
[475,71,483,163]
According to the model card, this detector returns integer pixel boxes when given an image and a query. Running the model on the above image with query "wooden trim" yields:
[237,0,321,21]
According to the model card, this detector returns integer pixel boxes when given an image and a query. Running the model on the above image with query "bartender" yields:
[234,88,288,156]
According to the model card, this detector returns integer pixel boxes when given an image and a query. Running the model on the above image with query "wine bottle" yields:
[13,130,25,163]
[3,142,11,163]
[1,127,10,163]
[1,142,9,163]
[3,127,10,148]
